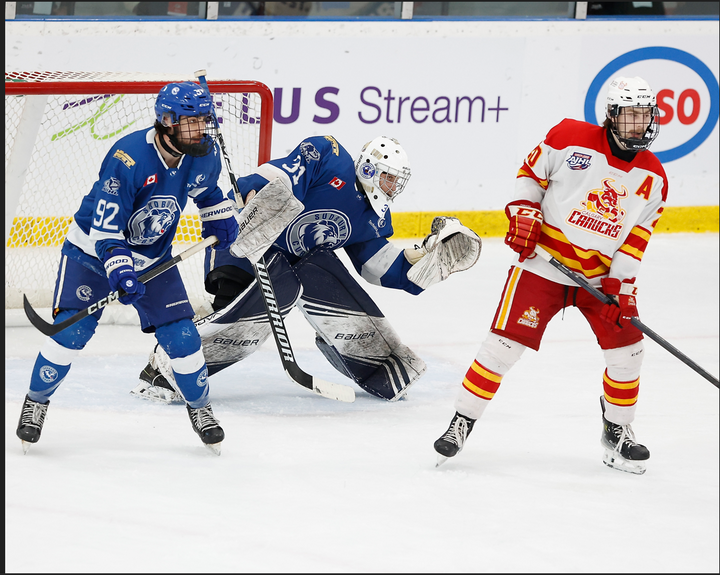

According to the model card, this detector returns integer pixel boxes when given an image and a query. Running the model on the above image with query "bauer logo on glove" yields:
[406,216,482,290]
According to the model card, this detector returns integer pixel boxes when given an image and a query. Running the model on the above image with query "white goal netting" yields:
[5,71,273,320]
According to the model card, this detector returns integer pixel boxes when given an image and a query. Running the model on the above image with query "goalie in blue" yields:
[132,135,482,403]
[16,81,239,455]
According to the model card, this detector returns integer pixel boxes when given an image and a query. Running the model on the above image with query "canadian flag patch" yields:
[144,174,157,187]
[328,177,346,190]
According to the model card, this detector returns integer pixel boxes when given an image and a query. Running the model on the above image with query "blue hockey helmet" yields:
[154,81,218,157]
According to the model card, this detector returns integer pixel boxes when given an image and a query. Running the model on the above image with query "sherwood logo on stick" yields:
[255,260,294,363]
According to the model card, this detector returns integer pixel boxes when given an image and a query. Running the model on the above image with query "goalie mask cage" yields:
[5,71,273,319]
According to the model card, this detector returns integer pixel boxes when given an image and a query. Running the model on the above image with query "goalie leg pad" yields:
[196,251,302,376]
[294,248,426,401]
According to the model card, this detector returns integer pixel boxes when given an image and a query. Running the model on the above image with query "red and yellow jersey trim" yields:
[538,223,612,278]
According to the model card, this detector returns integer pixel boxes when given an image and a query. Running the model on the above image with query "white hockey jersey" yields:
[512,118,668,288]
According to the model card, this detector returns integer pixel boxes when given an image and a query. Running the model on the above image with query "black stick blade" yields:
[23,295,61,337]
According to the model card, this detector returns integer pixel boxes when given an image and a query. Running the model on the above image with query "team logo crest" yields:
[566,178,627,239]
[517,306,540,329]
[566,152,592,171]
[285,209,351,256]
[196,367,208,387]
[127,196,179,246]
[300,141,321,162]
[76,285,93,302]
[102,177,120,195]
[39,365,59,384]
[359,163,376,179]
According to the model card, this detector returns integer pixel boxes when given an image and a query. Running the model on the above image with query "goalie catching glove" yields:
[406,216,482,290]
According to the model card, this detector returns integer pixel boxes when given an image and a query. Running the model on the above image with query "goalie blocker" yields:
[133,249,426,402]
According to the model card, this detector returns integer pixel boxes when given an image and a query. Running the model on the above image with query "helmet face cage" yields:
[155,82,218,157]
[355,136,411,217]
[605,76,660,151]
[607,104,660,151]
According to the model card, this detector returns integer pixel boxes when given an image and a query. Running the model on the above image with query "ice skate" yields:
[600,396,649,475]
[16,395,50,454]
[434,411,476,467]
[187,403,224,455]
[131,361,183,404]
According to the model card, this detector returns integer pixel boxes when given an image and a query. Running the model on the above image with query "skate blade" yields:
[205,442,222,456]
[21,440,33,455]
[130,383,182,405]
[602,449,646,475]
[435,454,449,468]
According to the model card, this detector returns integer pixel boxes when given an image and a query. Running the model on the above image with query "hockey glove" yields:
[198,199,239,250]
[505,200,543,262]
[406,216,482,289]
[600,278,639,332]
[104,248,146,305]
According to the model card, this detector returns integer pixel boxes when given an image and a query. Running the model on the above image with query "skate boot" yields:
[16,395,50,454]
[130,346,183,404]
[600,396,650,475]
[187,403,224,455]
[434,411,476,467]
[131,362,183,404]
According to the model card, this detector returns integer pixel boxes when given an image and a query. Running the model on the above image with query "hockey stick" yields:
[23,235,218,337]
[194,70,355,402]
[534,246,719,389]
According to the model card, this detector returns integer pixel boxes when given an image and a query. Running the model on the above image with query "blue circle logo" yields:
[584,47,719,162]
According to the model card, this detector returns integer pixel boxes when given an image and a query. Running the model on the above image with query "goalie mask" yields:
[355,136,411,218]
[605,76,660,152]
[155,81,218,157]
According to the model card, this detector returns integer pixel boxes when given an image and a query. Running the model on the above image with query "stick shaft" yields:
[23,236,218,337]
[534,247,718,388]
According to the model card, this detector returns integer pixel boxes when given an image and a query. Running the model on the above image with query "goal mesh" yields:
[5,71,272,318]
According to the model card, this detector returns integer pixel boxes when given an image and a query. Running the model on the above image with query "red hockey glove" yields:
[504,200,543,262]
[600,278,639,332]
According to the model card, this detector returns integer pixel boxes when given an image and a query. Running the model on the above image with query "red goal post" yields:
[5,71,273,318]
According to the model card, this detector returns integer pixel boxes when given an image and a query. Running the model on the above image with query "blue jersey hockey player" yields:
[16,81,240,455]
[133,135,482,403]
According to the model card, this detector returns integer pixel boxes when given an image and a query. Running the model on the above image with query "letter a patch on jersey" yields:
[328,177,346,190]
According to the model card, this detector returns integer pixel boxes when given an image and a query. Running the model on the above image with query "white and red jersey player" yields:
[513,117,668,289]
[434,76,666,476]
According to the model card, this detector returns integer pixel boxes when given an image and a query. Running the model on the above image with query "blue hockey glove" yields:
[104,248,146,305]
[198,199,239,250]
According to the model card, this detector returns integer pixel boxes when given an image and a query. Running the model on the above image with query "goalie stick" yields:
[195,70,355,403]
[534,246,719,389]
[23,235,219,337]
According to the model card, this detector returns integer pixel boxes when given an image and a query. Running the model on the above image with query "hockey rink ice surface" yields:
[5,234,719,573]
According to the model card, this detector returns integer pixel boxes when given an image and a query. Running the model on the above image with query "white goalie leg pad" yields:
[407,216,482,289]
[294,249,426,401]
[197,252,301,375]
[229,177,305,264]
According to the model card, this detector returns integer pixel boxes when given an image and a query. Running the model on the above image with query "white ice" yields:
[5,235,719,573]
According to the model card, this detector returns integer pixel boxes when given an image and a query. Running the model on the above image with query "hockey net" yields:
[5,71,272,321]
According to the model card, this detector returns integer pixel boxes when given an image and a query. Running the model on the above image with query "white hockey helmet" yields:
[355,136,411,218]
[605,76,659,151]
